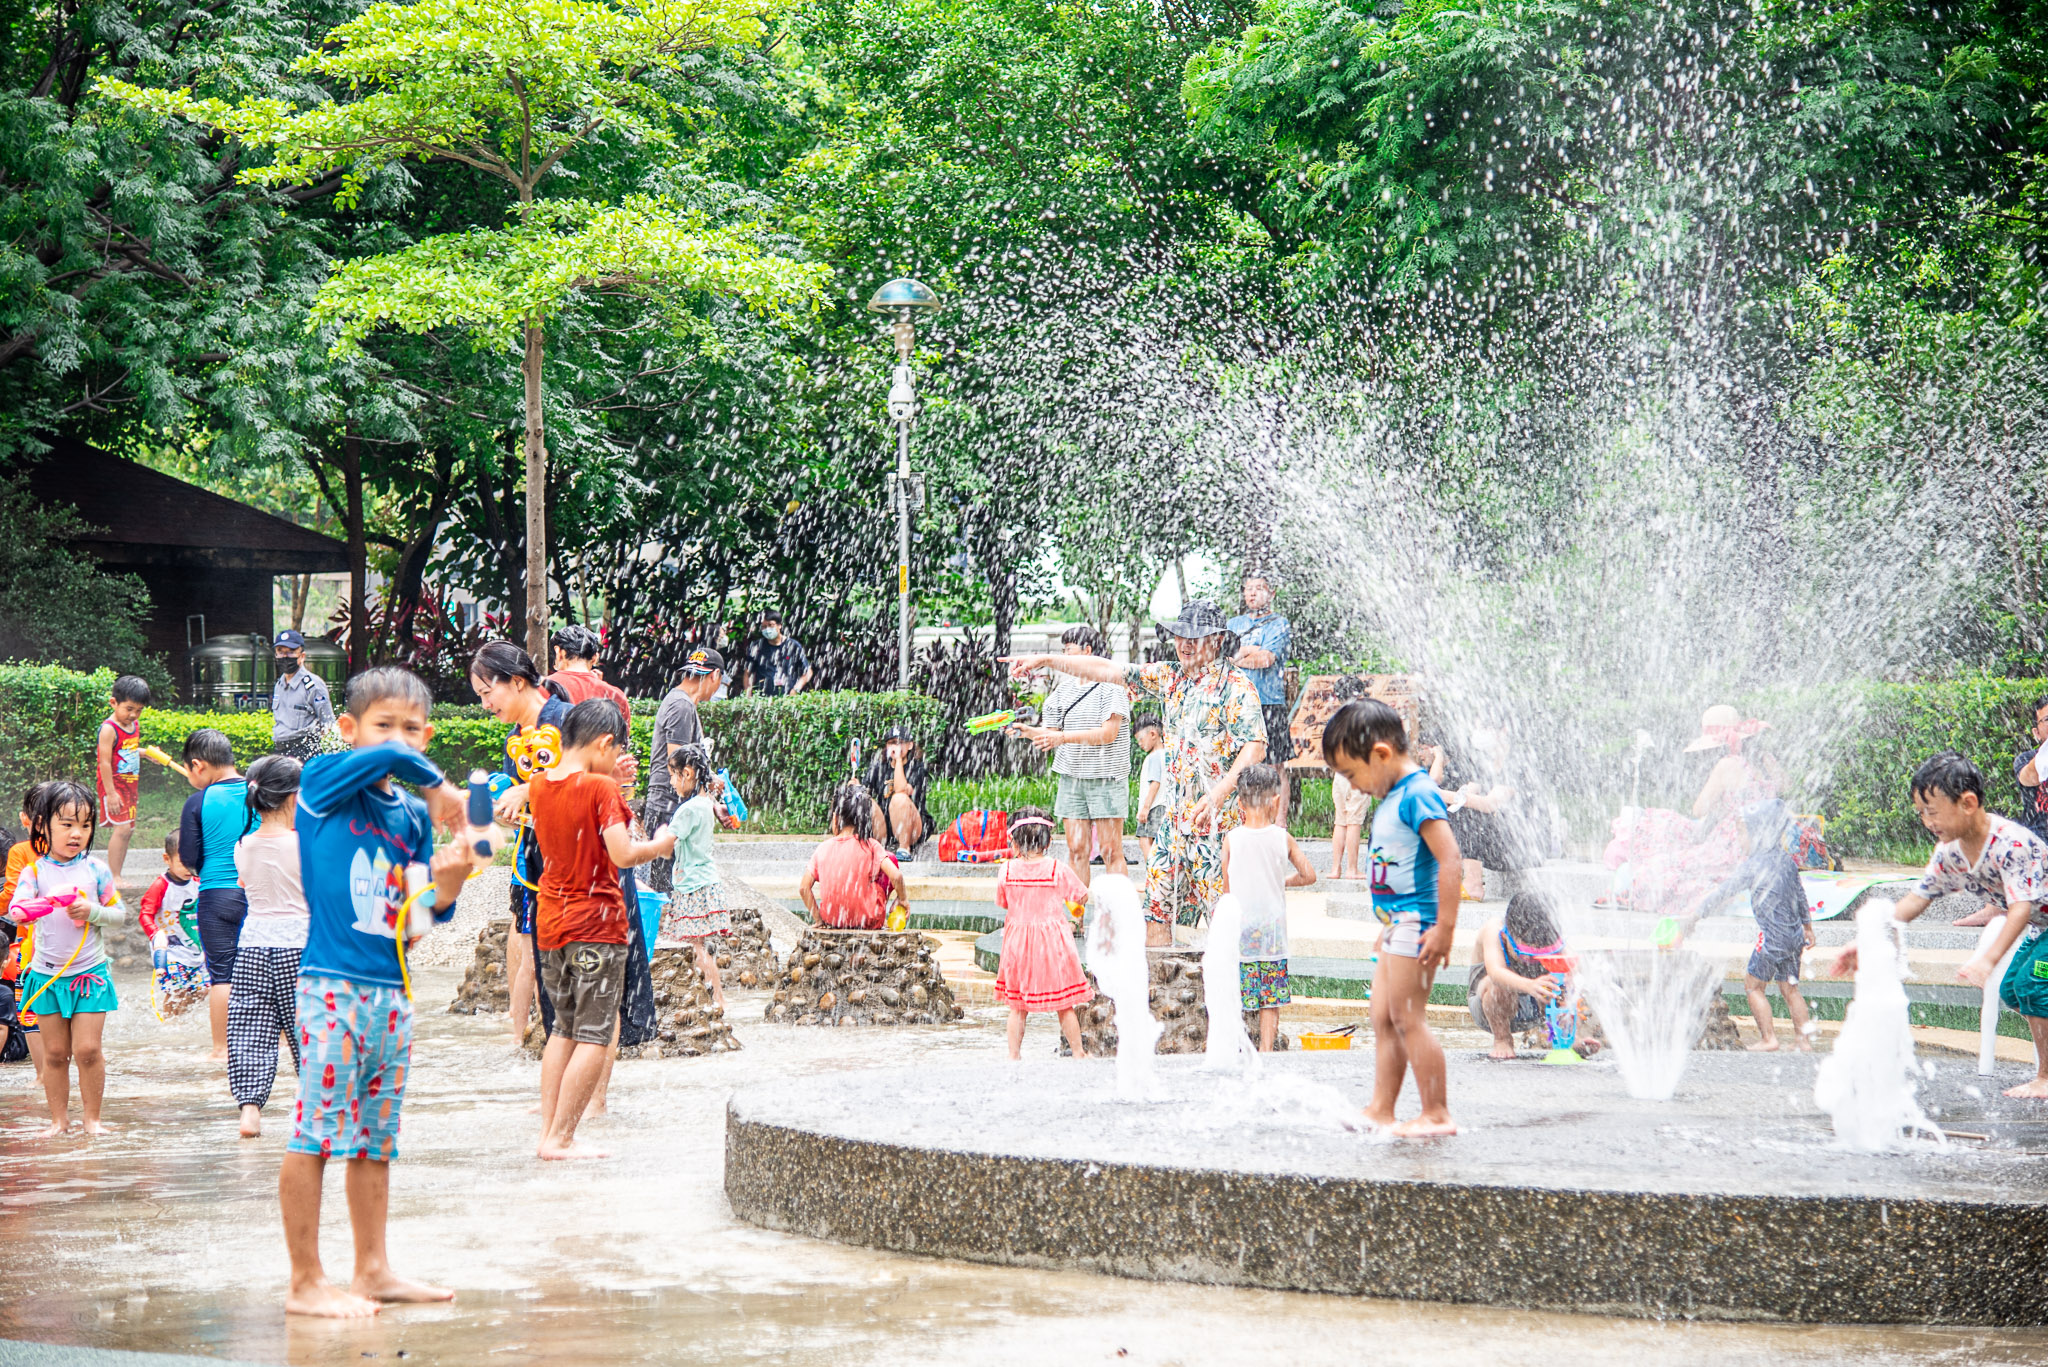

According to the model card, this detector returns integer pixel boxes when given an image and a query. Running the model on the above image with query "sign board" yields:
[1285,673,1421,771]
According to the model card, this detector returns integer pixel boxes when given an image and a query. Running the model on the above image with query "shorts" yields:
[1468,966,1545,1032]
[1746,936,1804,985]
[1135,810,1165,845]
[195,887,249,985]
[1261,704,1295,765]
[99,776,138,826]
[1055,774,1128,821]
[1331,772,1370,826]
[20,965,119,1017]
[660,883,731,942]
[642,789,680,894]
[1240,958,1290,1009]
[290,975,414,1162]
[1999,928,2048,1019]
[541,942,627,1045]
[1377,908,1432,958]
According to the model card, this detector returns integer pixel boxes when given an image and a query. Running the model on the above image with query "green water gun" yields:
[965,705,1037,735]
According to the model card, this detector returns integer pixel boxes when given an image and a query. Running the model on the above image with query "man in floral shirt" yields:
[1008,601,1267,946]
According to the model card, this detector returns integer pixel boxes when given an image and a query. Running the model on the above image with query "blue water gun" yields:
[1536,952,1584,1066]
[716,768,749,827]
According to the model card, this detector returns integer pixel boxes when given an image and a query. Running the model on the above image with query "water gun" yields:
[966,705,1037,735]
[1066,897,1086,928]
[467,770,500,858]
[140,745,190,779]
[12,889,81,924]
[715,768,749,827]
[1535,952,1584,1065]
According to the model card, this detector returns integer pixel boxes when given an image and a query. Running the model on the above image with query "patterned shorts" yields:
[1144,826,1226,927]
[660,883,731,942]
[1240,958,1290,1009]
[289,975,414,1162]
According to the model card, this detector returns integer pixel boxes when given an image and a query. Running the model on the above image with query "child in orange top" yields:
[799,784,907,930]
[992,807,1092,1060]
[1,783,50,1079]
[95,675,151,878]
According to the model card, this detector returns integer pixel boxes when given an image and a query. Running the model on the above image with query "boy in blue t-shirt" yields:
[1326,698,1463,1138]
[281,666,479,1319]
[176,727,246,1058]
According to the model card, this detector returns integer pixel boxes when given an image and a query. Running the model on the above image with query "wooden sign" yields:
[1285,673,1421,771]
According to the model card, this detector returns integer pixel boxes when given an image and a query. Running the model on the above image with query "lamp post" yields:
[867,277,941,690]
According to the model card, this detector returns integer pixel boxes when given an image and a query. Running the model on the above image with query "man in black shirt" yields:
[741,612,812,696]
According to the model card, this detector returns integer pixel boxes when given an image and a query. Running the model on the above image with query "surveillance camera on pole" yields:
[866,277,942,691]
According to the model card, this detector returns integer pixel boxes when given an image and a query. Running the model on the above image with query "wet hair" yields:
[1323,698,1408,763]
[1060,624,1105,655]
[110,674,152,706]
[1910,751,1984,806]
[1237,762,1281,808]
[1134,715,1162,738]
[669,744,712,795]
[1503,890,1561,948]
[828,781,872,839]
[244,754,302,818]
[162,831,182,858]
[551,624,603,661]
[469,639,542,688]
[28,779,96,855]
[346,666,433,718]
[1008,805,1054,856]
[182,727,235,768]
[561,696,628,751]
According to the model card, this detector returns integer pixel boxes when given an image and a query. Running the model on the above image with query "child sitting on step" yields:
[991,806,1091,1060]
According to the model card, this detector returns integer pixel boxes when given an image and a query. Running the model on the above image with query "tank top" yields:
[1228,823,1292,959]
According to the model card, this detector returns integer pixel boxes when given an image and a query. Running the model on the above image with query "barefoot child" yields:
[530,699,675,1161]
[1468,891,1569,1060]
[1325,699,1462,1137]
[139,832,206,1019]
[6,780,125,1136]
[1695,800,1816,1052]
[230,756,308,1136]
[282,666,478,1317]
[1222,763,1317,1051]
[991,807,1092,1059]
[1331,770,1370,879]
[95,675,150,878]
[658,744,731,1012]
[1833,752,2047,1097]
[177,728,247,1058]
[1135,717,1165,868]
[799,784,908,930]
[1,785,50,1080]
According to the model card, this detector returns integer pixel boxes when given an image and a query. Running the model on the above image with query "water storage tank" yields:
[188,634,273,712]
[302,639,347,710]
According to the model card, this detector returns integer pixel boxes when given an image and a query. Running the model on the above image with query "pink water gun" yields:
[12,889,81,924]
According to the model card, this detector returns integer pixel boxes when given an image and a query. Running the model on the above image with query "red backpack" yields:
[937,809,1010,863]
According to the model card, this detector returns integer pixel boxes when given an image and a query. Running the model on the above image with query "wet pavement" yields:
[5,962,2048,1365]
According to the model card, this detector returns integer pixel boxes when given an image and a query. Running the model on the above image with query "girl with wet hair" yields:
[1466,891,1597,1061]
[230,754,308,1137]
[799,783,905,929]
[991,806,1091,1060]
[658,745,732,1009]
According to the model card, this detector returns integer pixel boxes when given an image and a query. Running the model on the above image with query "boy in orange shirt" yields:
[96,675,151,878]
[528,699,673,1161]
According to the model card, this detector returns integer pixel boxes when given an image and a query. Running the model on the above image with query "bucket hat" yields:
[1159,600,1229,640]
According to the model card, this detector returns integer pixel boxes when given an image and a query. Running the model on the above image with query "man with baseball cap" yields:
[1006,600,1267,945]
[269,629,334,760]
[644,647,725,891]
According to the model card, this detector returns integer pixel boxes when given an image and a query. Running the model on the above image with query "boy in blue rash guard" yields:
[176,728,246,1058]
[1326,698,1463,1139]
[280,666,480,1320]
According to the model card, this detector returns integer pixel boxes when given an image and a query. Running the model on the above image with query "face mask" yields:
[278,657,301,675]
[763,627,781,642]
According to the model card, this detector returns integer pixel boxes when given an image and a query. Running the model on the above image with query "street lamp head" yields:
[866,278,941,314]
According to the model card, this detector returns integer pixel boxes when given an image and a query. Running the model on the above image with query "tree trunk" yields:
[290,575,310,631]
[342,429,368,675]
[523,321,549,660]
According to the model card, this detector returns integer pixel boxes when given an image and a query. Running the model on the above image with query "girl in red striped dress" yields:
[993,807,1092,1059]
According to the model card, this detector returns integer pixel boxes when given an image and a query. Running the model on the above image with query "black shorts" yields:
[1260,704,1295,765]
[196,887,249,986]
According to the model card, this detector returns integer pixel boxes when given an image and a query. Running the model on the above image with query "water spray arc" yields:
[867,277,941,691]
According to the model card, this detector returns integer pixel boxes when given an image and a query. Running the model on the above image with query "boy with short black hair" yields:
[1835,751,2047,1096]
[1323,698,1462,1137]
[280,665,479,1318]
[96,675,151,877]
[529,698,674,1161]
[177,727,245,1058]
[1134,717,1166,867]
[138,831,205,1019]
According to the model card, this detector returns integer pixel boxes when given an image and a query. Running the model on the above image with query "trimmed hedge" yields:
[698,691,943,826]
[0,664,122,793]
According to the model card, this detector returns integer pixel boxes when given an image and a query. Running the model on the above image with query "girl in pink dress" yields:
[992,808,1092,1059]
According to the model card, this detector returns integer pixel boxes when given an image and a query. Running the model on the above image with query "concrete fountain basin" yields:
[725,1049,2048,1325]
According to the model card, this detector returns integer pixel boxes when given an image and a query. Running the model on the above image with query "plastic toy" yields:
[12,889,81,924]
[1534,951,1584,1065]
[965,706,1038,735]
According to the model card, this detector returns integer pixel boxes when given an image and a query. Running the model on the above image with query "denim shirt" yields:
[1225,611,1291,706]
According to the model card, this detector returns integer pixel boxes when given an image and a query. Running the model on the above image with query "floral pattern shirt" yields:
[1122,660,1267,837]
[1914,815,2048,927]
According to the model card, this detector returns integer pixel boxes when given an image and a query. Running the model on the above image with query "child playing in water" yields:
[991,806,1092,1059]
[1695,799,1816,1052]
[1,783,49,1079]
[231,756,309,1136]
[282,666,479,1317]
[1222,763,1317,1051]
[1468,890,1567,1059]
[529,698,675,1162]
[6,780,125,1137]
[659,744,730,1011]
[1832,752,2047,1096]
[95,674,150,878]
[799,783,908,930]
[1325,698,1462,1137]
[138,831,206,1019]
[178,727,247,1058]
[1135,717,1166,867]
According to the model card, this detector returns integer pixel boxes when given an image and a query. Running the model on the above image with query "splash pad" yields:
[726,1050,2048,1325]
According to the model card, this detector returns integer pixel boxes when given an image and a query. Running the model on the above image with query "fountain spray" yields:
[1814,899,1944,1151]
[1201,893,1257,1077]
[1084,874,1160,1101]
